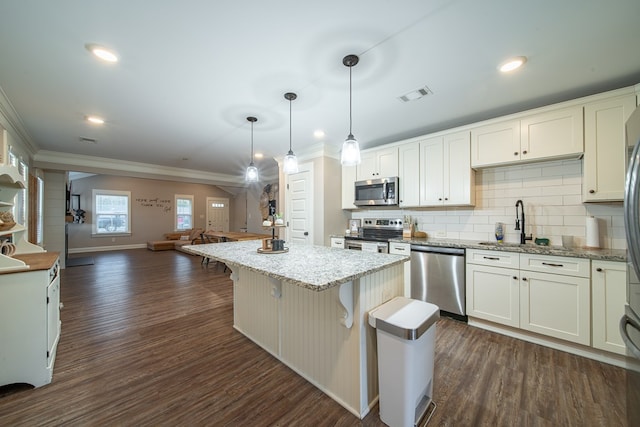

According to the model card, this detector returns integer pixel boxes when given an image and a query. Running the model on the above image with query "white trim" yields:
[91,189,132,235]
[468,316,628,368]
[175,194,194,231]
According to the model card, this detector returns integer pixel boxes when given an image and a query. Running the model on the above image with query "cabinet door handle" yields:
[542,262,564,267]
[513,276,518,280]
[589,189,595,194]
[395,247,406,252]
[522,150,528,155]
[483,256,500,260]
[444,197,449,201]
[522,277,528,281]
[514,151,519,156]
[596,267,603,272]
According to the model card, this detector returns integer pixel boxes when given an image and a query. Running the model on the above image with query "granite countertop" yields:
[183,241,407,291]
[390,237,627,262]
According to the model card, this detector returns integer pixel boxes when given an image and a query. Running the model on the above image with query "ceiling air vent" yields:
[79,136,97,144]
[398,86,433,103]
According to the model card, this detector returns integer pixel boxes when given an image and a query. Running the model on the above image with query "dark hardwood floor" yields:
[0,249,627,426]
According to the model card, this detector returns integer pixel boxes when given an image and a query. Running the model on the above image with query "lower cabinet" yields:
[466,263,520,327]
[591,260,627,355]
[0,254,61,388]
[389,242,411,296]
[330,237,345,249]
[519,270,590,345]
[466,249,591,346]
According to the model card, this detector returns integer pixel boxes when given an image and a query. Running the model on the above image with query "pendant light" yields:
[245,116,259,182]
[283,92,299,174]
[341,54,361,166]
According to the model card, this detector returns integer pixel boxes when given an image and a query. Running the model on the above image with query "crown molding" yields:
[33,150,282,186]
[0,85,38,158]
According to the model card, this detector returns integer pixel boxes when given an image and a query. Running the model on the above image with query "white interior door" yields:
[206,197,229,232]
[287,166,313,245]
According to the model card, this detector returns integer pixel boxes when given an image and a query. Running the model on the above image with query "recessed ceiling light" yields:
[254,153,264,159]
[85,43,119,63]
[314,130,325,139]
[499,56,527,72]
[86,115,105,125]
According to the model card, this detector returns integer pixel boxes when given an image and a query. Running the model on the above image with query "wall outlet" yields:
[435,230,446,238]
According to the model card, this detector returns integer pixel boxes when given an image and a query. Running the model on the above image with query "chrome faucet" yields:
[515,200,533,244]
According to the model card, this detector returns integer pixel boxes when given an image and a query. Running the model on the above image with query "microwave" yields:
[354,177,399,206]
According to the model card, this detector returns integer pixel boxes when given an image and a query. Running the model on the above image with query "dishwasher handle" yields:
[410,245,465,256]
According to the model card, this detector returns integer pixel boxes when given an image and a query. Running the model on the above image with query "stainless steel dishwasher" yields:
[410,245,466,318]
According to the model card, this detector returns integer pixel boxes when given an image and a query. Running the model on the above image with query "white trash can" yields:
[368,296,439,427]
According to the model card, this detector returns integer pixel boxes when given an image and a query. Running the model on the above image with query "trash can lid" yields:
[368,296,440,340]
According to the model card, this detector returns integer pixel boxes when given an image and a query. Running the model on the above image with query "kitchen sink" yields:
[476,241,569,250]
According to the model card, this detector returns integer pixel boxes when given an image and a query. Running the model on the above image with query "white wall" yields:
[352,158,625,249]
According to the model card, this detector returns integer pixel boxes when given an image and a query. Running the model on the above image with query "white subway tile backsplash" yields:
[354,159,624,250]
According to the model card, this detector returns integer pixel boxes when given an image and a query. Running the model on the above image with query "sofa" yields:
[147,228,204,251]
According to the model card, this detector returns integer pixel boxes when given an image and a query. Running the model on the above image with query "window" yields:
[92,189,131,235]
[175,194,193,231]
[13,161,27,225]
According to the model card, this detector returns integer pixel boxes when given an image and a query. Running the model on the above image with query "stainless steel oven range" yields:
[344,218,404,253]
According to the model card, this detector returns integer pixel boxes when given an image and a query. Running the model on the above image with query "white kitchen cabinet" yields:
[471,106,583,168]
[583,94,637,202]
[519,269,590,345]
[466,249,520,327]
[398,141,420,207]
[0,253,61,388]
[466,249,591,346]
[470,120,520,167]
[356,146,398,180]
[341,165,357,209]
[330,237,345,248]
[420,131,474,207]
[466,263,520,327]
[389,241,411,296]
[591,260,627,355]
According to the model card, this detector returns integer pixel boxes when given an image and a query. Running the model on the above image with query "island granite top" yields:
[183,241,407,291]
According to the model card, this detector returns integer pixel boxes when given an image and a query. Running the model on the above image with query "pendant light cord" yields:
[250,121,254,161]
[349,65,353,135]
[289,99,293,151]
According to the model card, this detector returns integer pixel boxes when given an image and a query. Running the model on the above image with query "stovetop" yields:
[345,218,404,242]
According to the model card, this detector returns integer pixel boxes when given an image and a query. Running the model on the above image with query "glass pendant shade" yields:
[245,116,259,182]
[283,150,299,174]
[246,162,259,182]
[341,133,361,166]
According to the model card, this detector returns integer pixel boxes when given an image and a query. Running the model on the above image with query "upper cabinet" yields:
[420,131,475,207]
[583,94,637,202]
[341,165,357,210]
[471,106,584,168]
[398,141,420,207]
[356,146,398,180]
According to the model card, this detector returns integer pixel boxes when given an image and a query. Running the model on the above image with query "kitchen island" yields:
[184,241,407,418]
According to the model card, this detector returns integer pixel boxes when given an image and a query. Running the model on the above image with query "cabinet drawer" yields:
[389,242,410,255]
[520,254,590,278]
[330,238,345,249]
[466,249,519,268]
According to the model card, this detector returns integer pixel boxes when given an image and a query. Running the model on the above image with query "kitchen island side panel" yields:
[232,269,280,356]
[279,263,404,417]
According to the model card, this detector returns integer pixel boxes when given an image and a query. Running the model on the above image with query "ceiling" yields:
[1,0,640,185]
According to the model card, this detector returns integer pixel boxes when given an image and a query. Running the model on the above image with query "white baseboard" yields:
[68,244,147,253]
[468,317,628,369]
